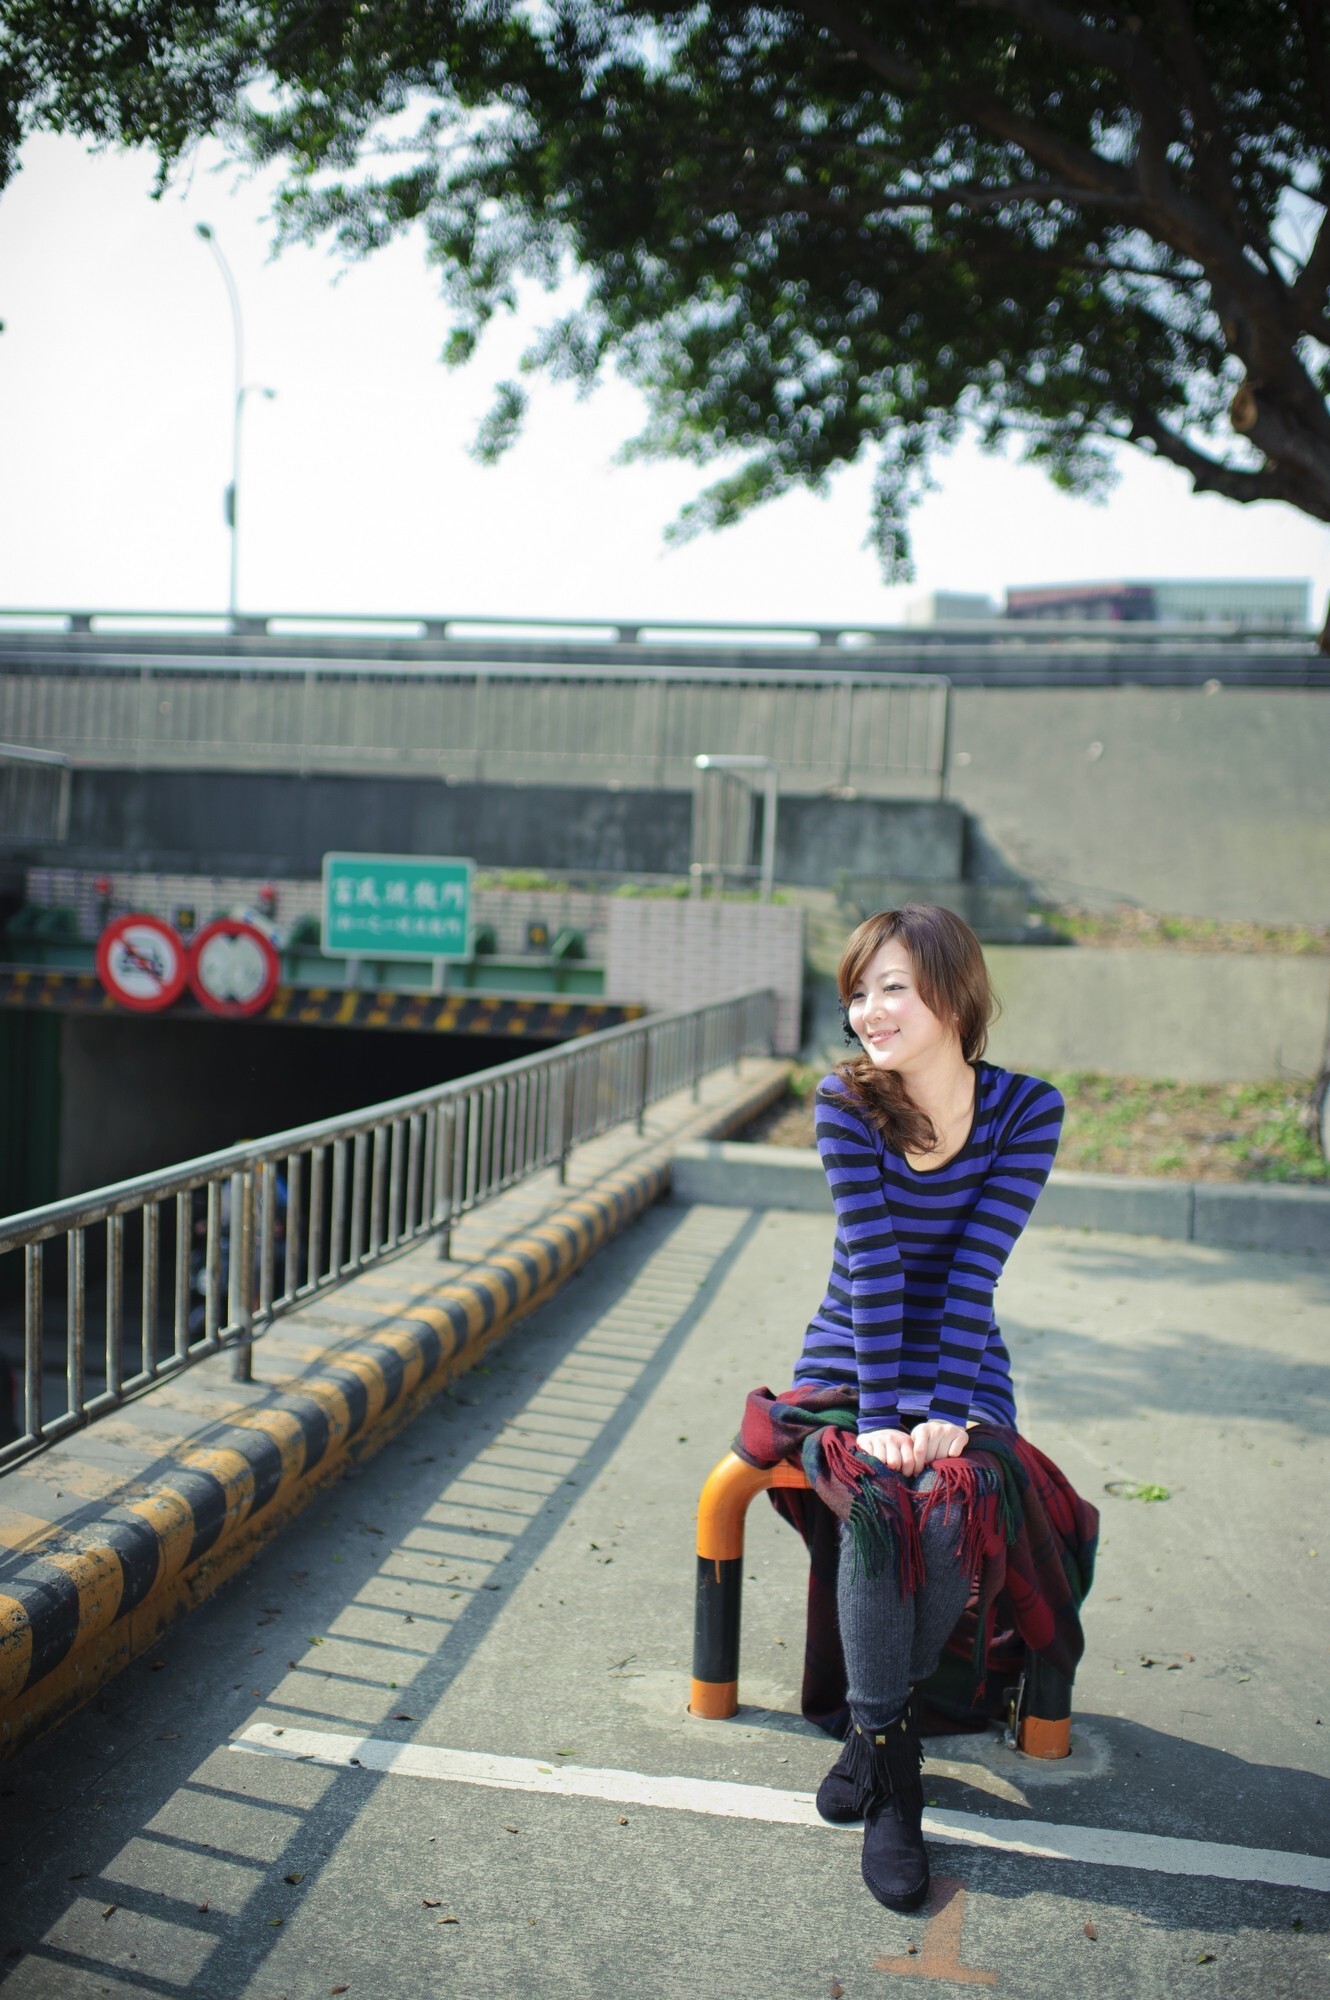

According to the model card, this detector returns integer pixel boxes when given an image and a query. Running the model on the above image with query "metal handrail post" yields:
[636,1028,650,1136]
[231,1168,255,1382]
[557,1056,577,1185]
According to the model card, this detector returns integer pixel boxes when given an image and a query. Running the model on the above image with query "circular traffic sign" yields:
[95,914,188,1013]
[187,918,281,1018]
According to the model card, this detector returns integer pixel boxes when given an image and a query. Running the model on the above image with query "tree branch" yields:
[1152,0,1247,244]
[1292,199,1330,329]
[1125,405,1290,503]
[696,177,1147,217]
[792,0,1136,201]
[958,0,1137,76]
[1293,0,1330,147]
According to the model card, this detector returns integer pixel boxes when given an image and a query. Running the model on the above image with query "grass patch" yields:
[1049,1072,1328,1184]
[742,1066,1328,1184]
[1037,904,1330,955]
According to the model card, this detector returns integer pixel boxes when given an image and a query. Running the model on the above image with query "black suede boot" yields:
[814,1729,864,1824]
[821,1707,929,1911]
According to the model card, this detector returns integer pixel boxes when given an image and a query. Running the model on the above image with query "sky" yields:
[1,132,1328,628]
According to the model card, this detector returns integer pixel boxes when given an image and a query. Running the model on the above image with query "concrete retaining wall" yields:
[984,947,1330,1082]
[949,685,1330,925]
[670,1142,1330,1255]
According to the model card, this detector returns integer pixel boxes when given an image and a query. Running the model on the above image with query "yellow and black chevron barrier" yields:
[0,967,645,1039]
[0,1065,791,1760]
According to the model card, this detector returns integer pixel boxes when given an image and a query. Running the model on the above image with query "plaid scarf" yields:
[735,1385,1099,1736]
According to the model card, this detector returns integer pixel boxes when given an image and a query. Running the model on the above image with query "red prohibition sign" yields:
[187,918,281,1018]
[95,913,188,1012]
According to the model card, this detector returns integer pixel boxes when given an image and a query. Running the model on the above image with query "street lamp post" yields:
[194,223,274,624]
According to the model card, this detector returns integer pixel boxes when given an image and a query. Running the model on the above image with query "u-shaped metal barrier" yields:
[689,1450,1073,1757]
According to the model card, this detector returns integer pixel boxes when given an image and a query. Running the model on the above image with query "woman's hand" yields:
[908,1420,970,1467]
[856,1428,923,1475]
[856,1422,970,1476]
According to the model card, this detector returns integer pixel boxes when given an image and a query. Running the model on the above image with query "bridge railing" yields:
[0,650,952,797]
[0,989,775,1475]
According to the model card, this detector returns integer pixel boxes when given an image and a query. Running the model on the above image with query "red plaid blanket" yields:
[735,1385,1099,1736]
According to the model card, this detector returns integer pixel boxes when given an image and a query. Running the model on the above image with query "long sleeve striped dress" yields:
[793,1062,1064,1434]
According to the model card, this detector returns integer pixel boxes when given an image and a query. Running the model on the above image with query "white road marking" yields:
[231,1722,1330,1895]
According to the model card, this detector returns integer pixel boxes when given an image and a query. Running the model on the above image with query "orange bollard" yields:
[689,1451,809,1718]
[689,1448,1075,1754]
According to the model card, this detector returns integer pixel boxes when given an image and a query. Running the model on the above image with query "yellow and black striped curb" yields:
[0,967,645,1040]
[0,1065,787,1757]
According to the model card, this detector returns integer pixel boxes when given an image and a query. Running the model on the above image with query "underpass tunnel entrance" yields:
[0,1012,563,1438]
[57,1012,549,1200]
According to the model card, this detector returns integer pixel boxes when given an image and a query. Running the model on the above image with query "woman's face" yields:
[845,938,960,1076]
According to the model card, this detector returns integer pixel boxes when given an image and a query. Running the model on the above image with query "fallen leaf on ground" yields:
[617,1817,628,1826]
[197,1903,209,1914]
[1084,1920,1099,1940]
[422,1899,441,1909]
[267,1917,284,1928]
[101,1906,117,1921]
[437,1916,459,1926]
[829,1984,844,1998]
[503,1824,519,1834]
[67,1872,88,1881]
[284,1873,304,1885]
[1196,1952,1215,1963]
[392,1712,415,1721]
[329,1987,350,1995]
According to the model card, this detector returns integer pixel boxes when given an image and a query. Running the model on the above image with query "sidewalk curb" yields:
[0,1065,788,1759]
[669,1143,1330,1255]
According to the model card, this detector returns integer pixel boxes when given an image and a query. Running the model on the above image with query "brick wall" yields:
[604,900,804,1054]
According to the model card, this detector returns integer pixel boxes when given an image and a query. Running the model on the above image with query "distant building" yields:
[904,590,998,624]
[1004,579,1310,629]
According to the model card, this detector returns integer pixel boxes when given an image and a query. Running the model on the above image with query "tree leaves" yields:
[6,0,1330,558]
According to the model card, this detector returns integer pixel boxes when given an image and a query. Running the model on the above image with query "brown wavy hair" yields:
[831,904,995,1156]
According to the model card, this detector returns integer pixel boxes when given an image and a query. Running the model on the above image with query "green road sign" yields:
[321,853,474,960]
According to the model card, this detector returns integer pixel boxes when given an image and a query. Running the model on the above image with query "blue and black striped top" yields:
[794,1062,1064,1433]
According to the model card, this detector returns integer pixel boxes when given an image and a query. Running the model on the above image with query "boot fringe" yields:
[845,1705,925,1818]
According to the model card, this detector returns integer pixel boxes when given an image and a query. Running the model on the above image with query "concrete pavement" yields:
[0,1202,1326,1998]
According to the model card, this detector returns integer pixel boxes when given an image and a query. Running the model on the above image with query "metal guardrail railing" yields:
[0,743,70,847]
[0,990,775,1474]
[0,607,1316,646]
